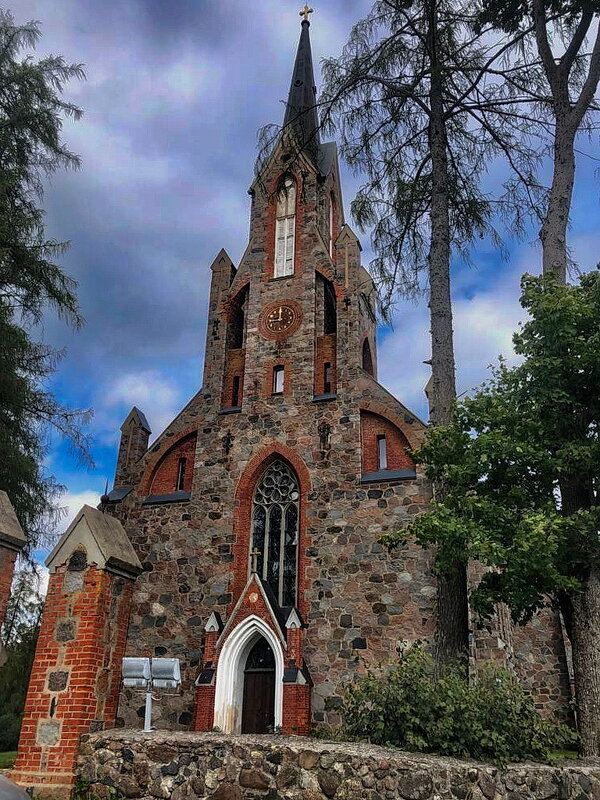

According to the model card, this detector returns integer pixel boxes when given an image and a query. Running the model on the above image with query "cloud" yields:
[103,370,183,440]
[36,567,50,598]
[59,489,102,529]
[11,0,600,513]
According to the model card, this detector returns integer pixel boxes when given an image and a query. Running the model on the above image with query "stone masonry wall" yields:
[78,730,600,800]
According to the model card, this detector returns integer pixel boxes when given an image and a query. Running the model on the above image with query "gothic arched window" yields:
[274,177,296,278]
[251,461,299,607]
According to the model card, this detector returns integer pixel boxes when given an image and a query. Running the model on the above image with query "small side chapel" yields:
[10,9,572,795]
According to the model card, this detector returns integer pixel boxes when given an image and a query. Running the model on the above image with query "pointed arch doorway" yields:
[213,615,284,734]
[241,636,275,733]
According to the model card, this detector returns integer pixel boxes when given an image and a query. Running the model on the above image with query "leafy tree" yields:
[317,0,537,664]
[0,11,90,551]
[384,273,600,755]
[0,570,43,751]
[479,0,600,283]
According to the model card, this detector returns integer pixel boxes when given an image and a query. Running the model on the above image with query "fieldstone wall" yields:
[78,731,600,800]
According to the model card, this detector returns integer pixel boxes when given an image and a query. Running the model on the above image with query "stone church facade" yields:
[107,16,438,736]
[8,14,571,795]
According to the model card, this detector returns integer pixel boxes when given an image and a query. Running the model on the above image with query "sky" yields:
[12,0,600,559]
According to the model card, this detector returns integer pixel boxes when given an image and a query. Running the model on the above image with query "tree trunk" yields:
[569,564,600,757]
[540,117,576,284]
[426,0,469,666]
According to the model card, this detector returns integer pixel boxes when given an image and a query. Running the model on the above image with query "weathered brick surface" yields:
[314,334,337,396]
[149,432,197,495]
[10,565,134,793]
[360,411,416,473]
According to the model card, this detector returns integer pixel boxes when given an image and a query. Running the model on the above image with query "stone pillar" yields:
[10,505,141,798]
[114,407,151,489]
[0,491,27,652]
[202,249,235,399]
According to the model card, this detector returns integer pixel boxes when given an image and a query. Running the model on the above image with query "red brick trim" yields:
[315,265,343,297]
[282,683,311,736]
[193,684,215,732]
[360,410,415,474]
[139,425,198,495]
[0,547,17,630]
[262,358,294,399]
[12,566,135,788]
[359,400,422,450]
[230,445,311,620]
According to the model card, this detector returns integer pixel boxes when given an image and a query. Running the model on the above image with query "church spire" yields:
[283,7,321,158]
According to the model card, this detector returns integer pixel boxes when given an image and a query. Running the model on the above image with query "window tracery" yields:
[251,460,299,606]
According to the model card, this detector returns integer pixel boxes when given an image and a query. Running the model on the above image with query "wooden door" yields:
[241,637,275,734]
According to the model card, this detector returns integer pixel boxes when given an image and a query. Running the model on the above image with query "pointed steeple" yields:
[283,12,320,158]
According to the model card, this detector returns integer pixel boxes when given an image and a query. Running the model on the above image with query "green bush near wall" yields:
[338,646,576,765]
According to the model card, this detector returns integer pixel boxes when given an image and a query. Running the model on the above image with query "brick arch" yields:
[140,426,198,496]
[230,444,311,618]
[315,264,340,294]
[359,399,423,451]
[360,409,416,475]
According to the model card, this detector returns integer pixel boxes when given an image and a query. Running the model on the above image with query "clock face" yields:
[259,300,302,339]
[265,304,295,333]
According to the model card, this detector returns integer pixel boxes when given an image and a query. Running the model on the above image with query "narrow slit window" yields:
[274,177,296,278]
[232,375,241,407]
[323,362,332,394]
[377,435,388,470]
[273,365,285,394]
[176,457,187,491]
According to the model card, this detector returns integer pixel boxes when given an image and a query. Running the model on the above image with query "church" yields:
[8,9,572,793]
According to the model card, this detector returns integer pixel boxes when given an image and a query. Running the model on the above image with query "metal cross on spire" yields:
[299,4,314,22]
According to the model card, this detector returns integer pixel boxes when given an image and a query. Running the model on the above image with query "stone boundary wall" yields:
[78,731,600,800]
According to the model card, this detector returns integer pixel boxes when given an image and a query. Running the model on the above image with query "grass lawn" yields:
[0,751,17,769]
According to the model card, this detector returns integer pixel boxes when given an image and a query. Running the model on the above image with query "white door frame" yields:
[213,615,284,734]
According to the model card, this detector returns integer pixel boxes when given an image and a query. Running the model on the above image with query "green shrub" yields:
[338,646,576,765]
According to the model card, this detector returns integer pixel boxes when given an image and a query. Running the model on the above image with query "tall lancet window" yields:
[251,460,299,607]
[274,176,296,277]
